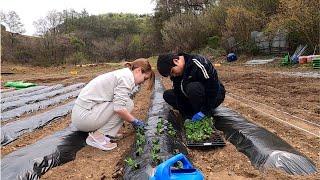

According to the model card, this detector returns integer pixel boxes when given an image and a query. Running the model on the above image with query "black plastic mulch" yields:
[1,89,80,121]
[1,84,64,103]
[1,100,75,146]
[123,78,188,180]
[1,125,87,180]
[1,83,85,112]
[1,86,47,99]
[213,106,318,175]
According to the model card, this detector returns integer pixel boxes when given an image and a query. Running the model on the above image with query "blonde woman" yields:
[72,58,155,151]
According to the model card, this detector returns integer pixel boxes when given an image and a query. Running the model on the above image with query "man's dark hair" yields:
[157,53,179,77]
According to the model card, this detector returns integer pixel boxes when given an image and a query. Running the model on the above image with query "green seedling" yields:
[135,133,145,146]
[136,127,145,135]
[156,120,164,135]
[184,116,215,142]
[159,117,164,125]
[151,151,161,166]
[152,138,159,145]
[151,137,162,166]
[167,123,176,137]
[151,137,161,153]
[136,147,143,156]
[124,157,139,170]
[152,143,161,154]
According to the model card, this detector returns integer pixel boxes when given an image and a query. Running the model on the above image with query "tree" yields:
[161,13,209,52]
[224,7,262,42]
[266,0,320,53]
[33,10,64,63]
[0,11,25,46]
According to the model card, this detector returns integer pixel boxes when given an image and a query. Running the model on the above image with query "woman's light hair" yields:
[125,58,155,90]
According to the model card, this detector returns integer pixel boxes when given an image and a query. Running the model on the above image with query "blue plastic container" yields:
[227,53,237,62]
[150,153,204,180]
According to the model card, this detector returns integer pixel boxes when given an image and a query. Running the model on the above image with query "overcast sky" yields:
[0,0,155,36]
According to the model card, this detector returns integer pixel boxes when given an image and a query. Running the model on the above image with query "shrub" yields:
[161,13,209,52]
[65,52,88,65]
[207,36,220,49]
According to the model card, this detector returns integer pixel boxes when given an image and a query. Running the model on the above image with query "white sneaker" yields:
[86,133,117,151]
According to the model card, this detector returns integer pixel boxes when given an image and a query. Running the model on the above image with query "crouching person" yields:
[157,53,225,121]
[72,58,155,151]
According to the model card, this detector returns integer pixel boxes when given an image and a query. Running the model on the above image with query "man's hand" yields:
[132,118,145,128]
[191,112,205,122]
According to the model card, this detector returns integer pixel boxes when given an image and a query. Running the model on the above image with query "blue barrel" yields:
[150,153,204,180]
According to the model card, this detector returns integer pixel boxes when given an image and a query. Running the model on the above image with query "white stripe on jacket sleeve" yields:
[192,59,210,79]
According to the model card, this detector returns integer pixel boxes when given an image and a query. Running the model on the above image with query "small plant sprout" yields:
[151,151,160,163]
[124,157,139,170]
[136,147,143,156]
[167,122,176,137]
[156,119,164,135]
[151,137,162,166]
[135,133,145,146]
[184,116,215,142]
[152,138,159,145]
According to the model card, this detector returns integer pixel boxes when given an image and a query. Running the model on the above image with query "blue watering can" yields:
[150,153,204,180]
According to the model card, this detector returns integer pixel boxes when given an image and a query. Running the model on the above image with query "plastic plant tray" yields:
[182,130,226,148]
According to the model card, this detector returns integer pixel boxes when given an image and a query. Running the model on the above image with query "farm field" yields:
[1,59,319,179]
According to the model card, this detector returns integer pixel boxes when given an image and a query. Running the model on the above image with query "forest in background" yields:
[1,0,319,66]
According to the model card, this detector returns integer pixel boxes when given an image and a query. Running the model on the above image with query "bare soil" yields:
[1,60,319,179]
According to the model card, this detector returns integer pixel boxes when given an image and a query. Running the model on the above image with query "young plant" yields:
[136,126,145,135]
[151,151,161,165]
[135,133,145,146]
[152,138,159,145]
[151,138,162,166]
[184,116,215,142]
[167,123,176,137]
[152,138,160,153]
[134,126,145,156]
[156,119,164,135]
[159,117,164,125]
[135,147,143,156]
[152,143,161,154]
[124,157,139,170]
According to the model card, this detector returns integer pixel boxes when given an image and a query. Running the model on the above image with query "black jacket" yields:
[171,53,224,115]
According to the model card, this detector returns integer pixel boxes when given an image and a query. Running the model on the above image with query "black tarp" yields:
[1,83,84,112]
[1,89,80,121]
[213,106,318,175]
[1,86,47,99]
[1,101,75,146]
[1,84,64,103]
[1,126,87,180]
[123,78,188,180]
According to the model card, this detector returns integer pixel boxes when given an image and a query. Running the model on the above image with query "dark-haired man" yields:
[157,53,225,121]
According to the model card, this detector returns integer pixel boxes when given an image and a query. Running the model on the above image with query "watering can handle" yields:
[165,153,193,169]
[156,153,193,178]
[151,153,198,180]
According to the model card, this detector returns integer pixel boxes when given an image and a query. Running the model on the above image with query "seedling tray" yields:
[182,129,226,148]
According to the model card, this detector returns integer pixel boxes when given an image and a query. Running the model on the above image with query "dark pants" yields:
[163,82,225,118]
